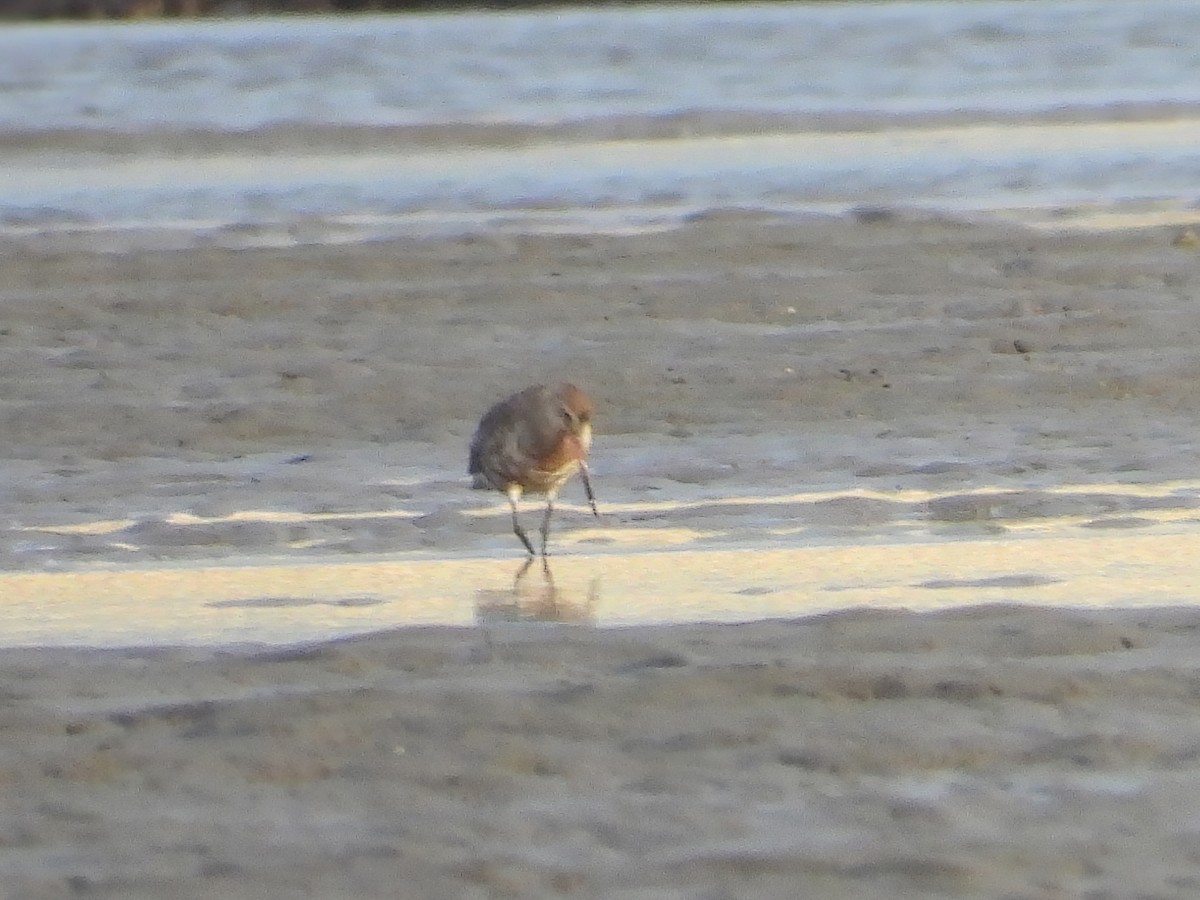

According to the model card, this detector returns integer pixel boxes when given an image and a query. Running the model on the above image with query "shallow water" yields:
[6,1,1200,131]
[7,517,1200,647]
[3,0,1200,244]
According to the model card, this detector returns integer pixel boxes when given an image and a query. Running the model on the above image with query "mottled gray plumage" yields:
[469,383,598,556]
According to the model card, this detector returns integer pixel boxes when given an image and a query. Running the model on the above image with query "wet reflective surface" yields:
[4,1,1200,245]
[4,521,1200,648]
[474,556,600,626]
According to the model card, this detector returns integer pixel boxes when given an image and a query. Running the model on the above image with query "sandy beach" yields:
[3,207,1200,897]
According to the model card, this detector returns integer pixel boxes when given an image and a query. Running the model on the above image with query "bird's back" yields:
[468,384,586,494]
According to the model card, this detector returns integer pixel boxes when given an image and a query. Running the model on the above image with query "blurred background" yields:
[2,0,1199,253]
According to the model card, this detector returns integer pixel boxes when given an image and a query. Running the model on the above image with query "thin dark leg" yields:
[509,496,534,556]
[578,462,599,518]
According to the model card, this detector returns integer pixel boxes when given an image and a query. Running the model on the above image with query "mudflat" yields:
[4,210,1200,897]
[3,211,1200,560]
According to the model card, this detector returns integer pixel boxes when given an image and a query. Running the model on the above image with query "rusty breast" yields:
[526,430,587,493]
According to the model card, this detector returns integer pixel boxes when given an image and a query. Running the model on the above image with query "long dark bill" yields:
[579,462,599,518]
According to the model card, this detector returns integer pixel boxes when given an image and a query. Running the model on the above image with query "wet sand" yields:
[4,210,1200,896]
[5,209,1200,559]
[10,606,1200,899]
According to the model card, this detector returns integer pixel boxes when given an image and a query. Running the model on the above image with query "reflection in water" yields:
[474,558,600,626]
[4,526,1200,647]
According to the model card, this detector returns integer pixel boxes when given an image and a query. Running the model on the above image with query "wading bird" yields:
[469,383,599,556]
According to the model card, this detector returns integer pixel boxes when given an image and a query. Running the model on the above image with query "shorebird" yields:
[469,383,599,556]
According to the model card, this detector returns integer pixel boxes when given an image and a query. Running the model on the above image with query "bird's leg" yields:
[507,486,534,556]
[539,492,556,557]
[512,510,535,556]
[578,461,599,518]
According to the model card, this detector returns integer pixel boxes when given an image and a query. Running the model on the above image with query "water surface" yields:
[6,521,1200,647]
[3,0,1199,245]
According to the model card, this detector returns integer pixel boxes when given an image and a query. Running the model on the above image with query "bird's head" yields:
[556,383,594,450]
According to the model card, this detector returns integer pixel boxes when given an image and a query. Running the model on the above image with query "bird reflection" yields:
[474,557,599,625]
